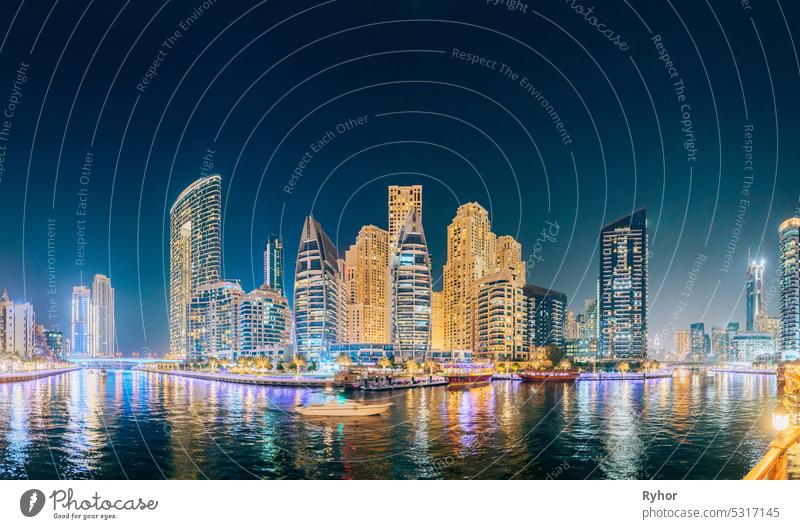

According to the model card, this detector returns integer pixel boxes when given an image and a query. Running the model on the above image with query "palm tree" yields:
[557,358,573,371]
[335,353,353,370]
[254,357,273,372]
[404,359,420,374]
[510,362,521,373]
[377,357,392,371]
[422,359,438,375]
[291,354,307,374]
[618,361,630,373]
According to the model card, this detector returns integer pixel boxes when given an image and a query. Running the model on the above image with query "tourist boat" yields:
[444,364,494,387]
[518,370,580,382]
[294,400,393,417]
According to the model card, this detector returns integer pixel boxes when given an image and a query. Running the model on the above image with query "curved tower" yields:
[169,174,222,358]
[779,218,800,360]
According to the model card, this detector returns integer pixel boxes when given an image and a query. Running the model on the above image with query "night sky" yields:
[1,0,799,355]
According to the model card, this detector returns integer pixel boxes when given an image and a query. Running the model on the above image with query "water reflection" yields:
[0,369,784,479]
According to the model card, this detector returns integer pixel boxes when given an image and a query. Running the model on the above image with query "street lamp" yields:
[772,401,790,432]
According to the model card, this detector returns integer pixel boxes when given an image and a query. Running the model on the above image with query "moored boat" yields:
[518,370,580,382]
[295,400,393,417]
[444,364,494,386]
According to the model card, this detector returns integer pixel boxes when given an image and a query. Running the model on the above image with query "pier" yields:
[0,367,79,383]
[142,369,334,387]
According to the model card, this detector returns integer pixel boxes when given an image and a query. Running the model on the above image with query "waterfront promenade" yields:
[0,367,79,383]
[142,368,334,387]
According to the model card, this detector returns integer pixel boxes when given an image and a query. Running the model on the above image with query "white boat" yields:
[295,400,393,417]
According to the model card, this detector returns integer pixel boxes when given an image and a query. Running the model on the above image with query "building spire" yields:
[0,288,8,302]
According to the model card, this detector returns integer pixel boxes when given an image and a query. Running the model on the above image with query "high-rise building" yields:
[565,309,577,340]
[710,327,728,360]
[431,290,444,350]
[188,280,244,360]
[263,234,285,295]
[390,210,432,361]
[92,274,115,357]
[345,225,389,343]
[523,285,568,349]
[598,209,648,358]
[388,185,422,246]
[730,332,777,362]
[169,175,222,358]
[674,329,690,360]
[71,286,93,357]
[475,268,527,362]
[779,218,800,360]
[239,286,291,361]
[293,216,347,365]
[746,251,766,331]
[443,203,497,351]
[689,322,706,361]
[579,298,598,340]
[0,290,35,359]
[755,315,781,340]
[496,235,525,283]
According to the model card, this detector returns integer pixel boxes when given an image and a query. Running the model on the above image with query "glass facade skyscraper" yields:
[263,234,285,295]
[92,274,115,357]
[293,216,347,365]
[779,217,800,360]
[745,251,765,332]
[523,285,568,349]
[71,286,93,357]
[169,175,222,358]
[390,209,432,361]
[598,209,648,359]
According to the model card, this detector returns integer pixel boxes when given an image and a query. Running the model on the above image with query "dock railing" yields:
[744,363,800,480]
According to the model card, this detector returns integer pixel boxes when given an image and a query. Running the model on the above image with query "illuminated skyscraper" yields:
[345,225,389,343]
[169,175,222,358]
[523,285,567,349]
[293,216,347,364]
[779,217,800,360]
[674,329,690,360]
[388,185,422,247]
[92,274,115,357]
[475,268,527,362]
[598,209,648,358]
[443,203,496,351]
[188,280,243,360]
[431,290,444,350]
[579,298,598,340]
[745,250,765,331]
[0,289,35,358]
[71,286,94,357]
[390,210,432,361]
[689,322,707,360]
[495,235,525,284]
[263,234,285,295]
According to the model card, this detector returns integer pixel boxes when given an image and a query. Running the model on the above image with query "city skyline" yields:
[2,2,800,358]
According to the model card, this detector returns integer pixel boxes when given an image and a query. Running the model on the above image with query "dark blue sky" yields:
[1,0,799,354]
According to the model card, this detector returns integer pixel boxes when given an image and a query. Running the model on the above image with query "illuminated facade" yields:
[263,234,285,295]
[188,280,244,360]
[92,274,115,357]
[169,175,222,358]
[523,285,567,349]
[239,286,291,361]
[730,332,777,362]
[674,329,690,360]
[388,185,422,246]
[443,203,496,351]
[431,290,444,351]
[0,289,35,359]
[390,209,432,361]
[293,216,347,364]
[474,269,528,362]
[746,251,766,331]
[496,235,525,283]
[71,286,93,357]
[598,209,648,359]
[345,225,389,343]
[779,217,800,359]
